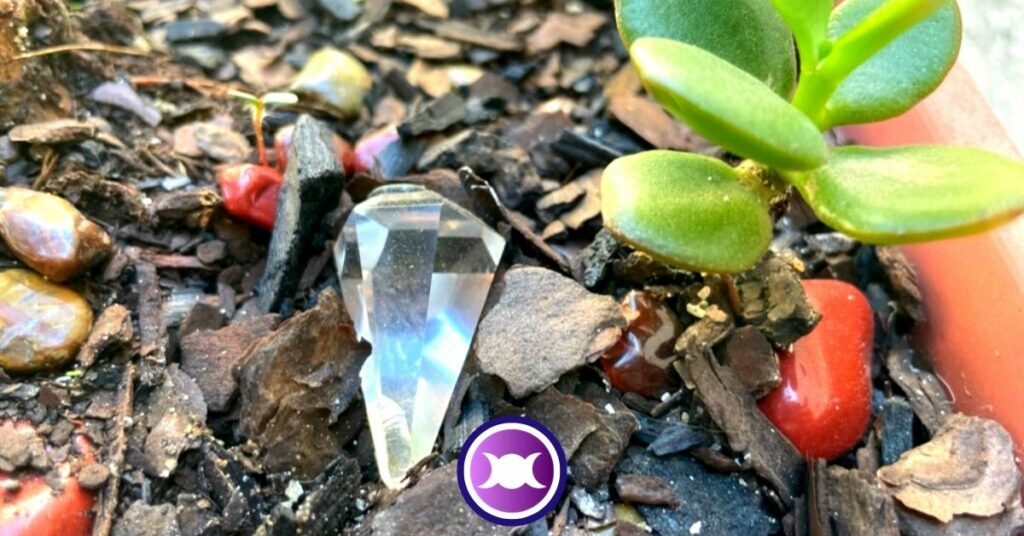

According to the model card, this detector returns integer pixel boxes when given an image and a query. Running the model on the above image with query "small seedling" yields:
[604,0,1024,272]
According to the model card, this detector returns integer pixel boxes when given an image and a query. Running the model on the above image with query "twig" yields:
[10,42,150,63]
[92,363,135,536]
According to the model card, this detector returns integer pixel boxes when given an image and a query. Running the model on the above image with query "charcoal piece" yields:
[682,317,805,505]
[257,115,345,314]
[611,251,695,286]
[296,456,362,534]
[734,254,822,347]
[884,343,952,435]
[618,447,777,536]
[719,326,781,398]
[648,424,712,456]
[164,19,228,42]
[828,467,899,536]
[552,129,623,169]
[421,130,544,208]
[398,94,468,138]
[880,397,915,466]
[199,442,262,533]
[570,229,620,289]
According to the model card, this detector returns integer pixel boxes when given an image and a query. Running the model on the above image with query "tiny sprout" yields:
[228,90,299,167]
[604,0,1024,273]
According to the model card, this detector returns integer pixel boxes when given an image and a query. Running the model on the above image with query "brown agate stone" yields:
[600,290,683,398]
[0,269,93,373]
[0,187,113,282]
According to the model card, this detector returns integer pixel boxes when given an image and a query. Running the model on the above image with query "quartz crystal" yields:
[334,184,505,488]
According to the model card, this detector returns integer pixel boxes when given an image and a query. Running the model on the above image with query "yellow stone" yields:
[0,187,113,282]
[0,269,93,373]
[290,47,372,119]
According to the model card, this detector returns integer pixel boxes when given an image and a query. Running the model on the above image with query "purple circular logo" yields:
[457,416,567,526]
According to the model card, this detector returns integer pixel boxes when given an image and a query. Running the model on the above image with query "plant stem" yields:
[792,0,951,127]
[253,100,268,168]
[735,160,789,210]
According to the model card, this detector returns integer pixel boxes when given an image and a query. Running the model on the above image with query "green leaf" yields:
[602,151,773,273]
[772,0,832,70]
[615,0,796,97]
[631,38,827,171]
[823,0,961,127]
[786,146,1024,243]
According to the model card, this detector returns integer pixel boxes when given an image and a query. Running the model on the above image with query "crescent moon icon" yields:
[523,452,545,489]
[478,452,502,489]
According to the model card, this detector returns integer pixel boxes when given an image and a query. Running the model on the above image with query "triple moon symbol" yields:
[478,452,546,490]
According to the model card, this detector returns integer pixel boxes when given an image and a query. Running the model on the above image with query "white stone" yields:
[335,184,505,488]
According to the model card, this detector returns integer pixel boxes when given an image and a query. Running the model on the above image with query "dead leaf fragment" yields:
[878,413,1021,523]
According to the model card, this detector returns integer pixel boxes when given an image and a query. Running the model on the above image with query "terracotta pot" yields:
[839,64,1024,466]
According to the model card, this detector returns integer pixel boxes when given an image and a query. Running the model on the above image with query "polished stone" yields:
[335,184,504,488]
[0,269,93,373]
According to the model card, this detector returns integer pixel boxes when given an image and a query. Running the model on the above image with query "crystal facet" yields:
[334,184,505,488]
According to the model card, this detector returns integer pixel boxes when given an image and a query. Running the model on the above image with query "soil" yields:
[0,1,1019,535]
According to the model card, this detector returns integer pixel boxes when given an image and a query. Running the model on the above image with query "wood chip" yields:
[681,316,805,505]
[608,95,705,151]
[396,0,448,18]
[877,413,1022,523]
[828,467,899,536]
[884,343,952,435]
[616,474,680,507]
[526,12,607,55]
[423,19,521,51]
[8,118,108,144]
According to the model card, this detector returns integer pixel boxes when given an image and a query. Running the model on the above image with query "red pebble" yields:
[0,424,96,536]
[352,126,401,175]
[600,290,683,398]
[273,124,355,174]
[758,279,873,460]
[217,164,282,231]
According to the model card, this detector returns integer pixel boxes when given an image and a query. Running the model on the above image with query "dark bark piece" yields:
[524,387,602,459]
[257,115,345,314]
[398,94,467,137]
[875,246,924,322]
[238,288,367,478]
[615,474,680,507]
[617,447,778,536]
[884,343,952,435]
[570,229,621,289]
[807,460,831,536]
[421,129,545,209]
[681,316,806,505]
[461,168,570,272]
[879,397,915,466]
[719,326,781,399]
[570,408,637,490]
[877,413,1022,524]
[827,467,899,536]
[733,255,822,347]
[372,463,514,536]
[295,455,362,534]
[153,188,221,229]
[608,95,706,151]
[76,304,133,368]
[136,261,167,366]
[180,315,280,412]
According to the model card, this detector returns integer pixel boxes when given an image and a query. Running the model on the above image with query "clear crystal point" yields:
[334,184,505,488]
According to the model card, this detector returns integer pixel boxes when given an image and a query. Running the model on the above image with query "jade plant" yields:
[603,0,1024,272]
